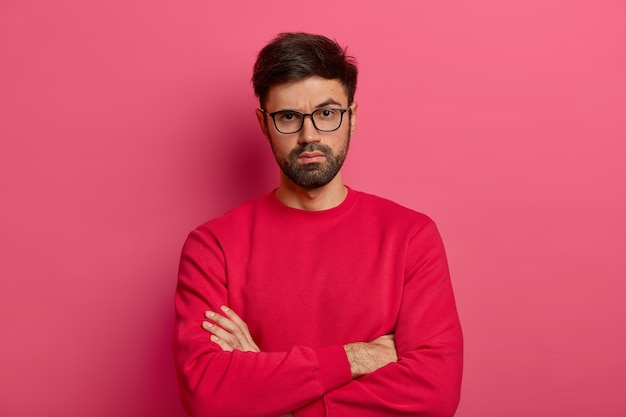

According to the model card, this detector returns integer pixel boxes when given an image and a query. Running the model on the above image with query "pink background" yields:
[1,1,625,416]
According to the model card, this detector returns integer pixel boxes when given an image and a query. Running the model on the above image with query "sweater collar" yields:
[266,186,359,219]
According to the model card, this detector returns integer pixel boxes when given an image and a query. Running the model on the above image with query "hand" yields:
[202,306,260,352]
[344,334,397,378]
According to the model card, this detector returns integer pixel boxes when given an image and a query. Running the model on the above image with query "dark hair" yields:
[252,32,358,108]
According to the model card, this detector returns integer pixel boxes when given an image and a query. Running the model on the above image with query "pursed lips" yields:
[297,151,326,163]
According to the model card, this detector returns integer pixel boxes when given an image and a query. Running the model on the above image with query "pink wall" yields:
[1,1,625,416]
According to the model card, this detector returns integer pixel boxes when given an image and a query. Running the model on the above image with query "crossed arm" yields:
[202,305,398,379]
[175,221,463,416]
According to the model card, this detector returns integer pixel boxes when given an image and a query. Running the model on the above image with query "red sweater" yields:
[174,188,463,416]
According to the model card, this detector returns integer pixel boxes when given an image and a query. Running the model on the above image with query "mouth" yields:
[297,151,326,163]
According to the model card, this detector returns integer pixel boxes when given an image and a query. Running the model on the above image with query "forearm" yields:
[296,221,463,416]
[195,304,398,416]
[343,334,397,378]
[294,335,463,417]
[176,342,351,417]
[176,293,352,416]
[176,243,352,415]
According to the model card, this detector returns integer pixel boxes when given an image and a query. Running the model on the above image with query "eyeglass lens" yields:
[272,108,344,134]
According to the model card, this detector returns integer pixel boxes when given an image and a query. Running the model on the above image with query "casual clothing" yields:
[174,187,463,417]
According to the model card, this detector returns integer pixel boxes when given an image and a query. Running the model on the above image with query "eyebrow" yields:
[270,98,345,113]
[316,98,344,108]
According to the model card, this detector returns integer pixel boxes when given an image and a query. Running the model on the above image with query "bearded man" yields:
[174,32,463,417]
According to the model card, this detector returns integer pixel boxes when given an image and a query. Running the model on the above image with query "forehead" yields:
[265,76,348,110]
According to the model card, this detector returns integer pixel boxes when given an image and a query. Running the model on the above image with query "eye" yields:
[317,108,338,119]
[277,111,302,122]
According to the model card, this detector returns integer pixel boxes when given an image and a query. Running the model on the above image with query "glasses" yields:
[262,108,349,134]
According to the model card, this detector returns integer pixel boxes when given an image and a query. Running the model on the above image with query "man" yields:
[174,32,463,417]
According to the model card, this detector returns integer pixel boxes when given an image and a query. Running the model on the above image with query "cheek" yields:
[329,131,350,149]
[269,137,294,157]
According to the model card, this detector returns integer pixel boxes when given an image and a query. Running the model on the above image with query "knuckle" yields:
[209,315,223,326]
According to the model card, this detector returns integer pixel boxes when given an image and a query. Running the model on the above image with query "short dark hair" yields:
[252,32,358,108]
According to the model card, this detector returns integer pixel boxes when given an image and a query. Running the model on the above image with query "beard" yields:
[272,137,350,190]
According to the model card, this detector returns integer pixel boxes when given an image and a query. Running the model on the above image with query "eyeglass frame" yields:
[260,107,351,134]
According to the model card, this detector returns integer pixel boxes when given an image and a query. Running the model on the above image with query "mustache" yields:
[289,143,332,158]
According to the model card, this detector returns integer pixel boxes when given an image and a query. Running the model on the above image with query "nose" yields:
[298,115,321,144]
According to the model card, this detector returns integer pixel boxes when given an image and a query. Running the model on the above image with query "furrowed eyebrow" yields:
[270,99,344,113]
[316,99,343,108]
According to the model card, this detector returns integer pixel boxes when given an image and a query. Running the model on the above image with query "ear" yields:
[349,102,358,135]
[256,109,270,140]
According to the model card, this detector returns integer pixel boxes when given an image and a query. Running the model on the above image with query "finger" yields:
[205,311,241,335]
[202,321,238,349]
[220,306,247,329]
[210,307,260,352]
[210,333,233,352]
[204,311,258,352]
[220,306,260,351]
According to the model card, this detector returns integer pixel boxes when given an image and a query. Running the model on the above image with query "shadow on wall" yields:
[158,88,276,416]
[201,89,276,213]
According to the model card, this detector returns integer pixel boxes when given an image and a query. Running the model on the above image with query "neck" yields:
[275,172,348,211]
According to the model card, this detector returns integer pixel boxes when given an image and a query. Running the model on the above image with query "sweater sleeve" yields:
[174,229,352,417]
[293,220,463,417]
